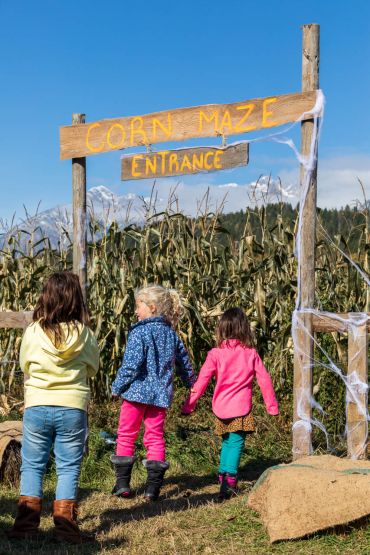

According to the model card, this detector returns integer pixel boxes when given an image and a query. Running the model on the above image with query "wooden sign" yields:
[121,143,249,180]
[60,91,317,160]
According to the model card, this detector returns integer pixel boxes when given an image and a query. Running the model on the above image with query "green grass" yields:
[0,410,369,554]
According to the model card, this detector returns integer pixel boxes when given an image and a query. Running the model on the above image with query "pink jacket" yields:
[182,340,278,419]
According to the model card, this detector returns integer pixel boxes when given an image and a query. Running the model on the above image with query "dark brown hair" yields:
[216,308,254,348]
[33,272,90,347]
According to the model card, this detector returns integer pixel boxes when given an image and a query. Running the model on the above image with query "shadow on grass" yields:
[0,491,113,555]
[264,514,370,546]
[321,515,370,538]
[0,536,107,555]
[87,454,286,536]
[93,488,216,537]
[239,454,288,481]
[0,537,119,555]
[0,454,286,553]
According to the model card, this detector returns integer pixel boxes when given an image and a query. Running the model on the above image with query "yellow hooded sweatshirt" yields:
[20,321,100,411]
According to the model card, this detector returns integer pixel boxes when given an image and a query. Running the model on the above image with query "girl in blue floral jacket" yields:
[111,285,195,501]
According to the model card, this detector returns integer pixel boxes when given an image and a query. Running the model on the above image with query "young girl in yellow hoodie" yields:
[7,272,99,544]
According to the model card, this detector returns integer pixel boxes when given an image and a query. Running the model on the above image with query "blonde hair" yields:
[135,284,183,327]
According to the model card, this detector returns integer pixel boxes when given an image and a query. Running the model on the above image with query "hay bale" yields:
[0,440,21,486]
[247,455,370,543]
[0,421,22,487]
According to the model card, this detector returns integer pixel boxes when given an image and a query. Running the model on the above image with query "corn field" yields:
[0,197,368,448]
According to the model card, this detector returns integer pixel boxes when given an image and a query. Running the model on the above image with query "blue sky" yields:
[1,0,370,222]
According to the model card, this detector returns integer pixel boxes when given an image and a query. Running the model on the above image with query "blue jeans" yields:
[20,406,87,500]
[219,431,247,475]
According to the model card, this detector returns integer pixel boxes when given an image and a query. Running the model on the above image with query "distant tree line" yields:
[219,203,368,251]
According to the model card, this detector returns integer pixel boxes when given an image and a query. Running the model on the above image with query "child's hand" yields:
[181,400,193,415]
[112,393,120,400]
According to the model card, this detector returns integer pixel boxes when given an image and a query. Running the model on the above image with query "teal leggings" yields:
[219,431,247,475]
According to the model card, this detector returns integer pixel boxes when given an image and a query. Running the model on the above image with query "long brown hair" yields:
[33,272,90,347]
[216,308,254,348]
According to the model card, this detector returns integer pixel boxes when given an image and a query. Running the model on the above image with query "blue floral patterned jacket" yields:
[111,317,195,408]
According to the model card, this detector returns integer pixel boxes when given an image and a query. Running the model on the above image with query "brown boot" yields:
[6,496,42,539]
[52,499,92,544]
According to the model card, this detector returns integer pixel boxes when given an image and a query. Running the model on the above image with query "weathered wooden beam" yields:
[347,321,368,459]
[72,113,87,301]
[0,311,33,329]
[299,23,319,310]
[312,312,370,333]
[121,143,249,180]
[60,91,317,160]
[293,311,314,458]
[293,24,320,460]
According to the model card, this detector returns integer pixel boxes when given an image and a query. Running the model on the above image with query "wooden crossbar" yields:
[312,312,370,333]
[294,309,369,460]
[7,310,367,332]
[0,311,33,329]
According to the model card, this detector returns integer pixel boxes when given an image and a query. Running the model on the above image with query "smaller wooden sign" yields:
[121,143,249,180]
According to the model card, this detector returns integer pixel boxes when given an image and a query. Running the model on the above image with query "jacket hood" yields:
[31,321,90,365]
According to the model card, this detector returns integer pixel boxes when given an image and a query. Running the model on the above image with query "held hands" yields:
[181,390,196,416]
[180,406,192,416]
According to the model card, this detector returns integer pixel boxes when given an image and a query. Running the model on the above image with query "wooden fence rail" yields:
[0,311,33,329]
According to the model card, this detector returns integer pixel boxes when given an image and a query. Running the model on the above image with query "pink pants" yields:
[116,400,166,461]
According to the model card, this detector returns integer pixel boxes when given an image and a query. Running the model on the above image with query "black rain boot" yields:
[110,455,136,497]
[218,473,238,501]
[142,459,170,501]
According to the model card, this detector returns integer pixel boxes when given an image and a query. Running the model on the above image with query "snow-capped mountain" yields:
[0,177,297,253]
[0,186,145,252]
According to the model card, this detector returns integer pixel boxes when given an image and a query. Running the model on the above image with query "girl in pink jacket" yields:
[182,307,278,499]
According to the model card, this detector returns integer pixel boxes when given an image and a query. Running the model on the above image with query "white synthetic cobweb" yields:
[261,89,369,458]
[292,309,369,456]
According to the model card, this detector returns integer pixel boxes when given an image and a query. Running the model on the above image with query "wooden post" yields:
[293,311,314,458]
[347,319,368,459]
[72,113,87,300]
[293,24,320,459]
[365,202,370,313]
